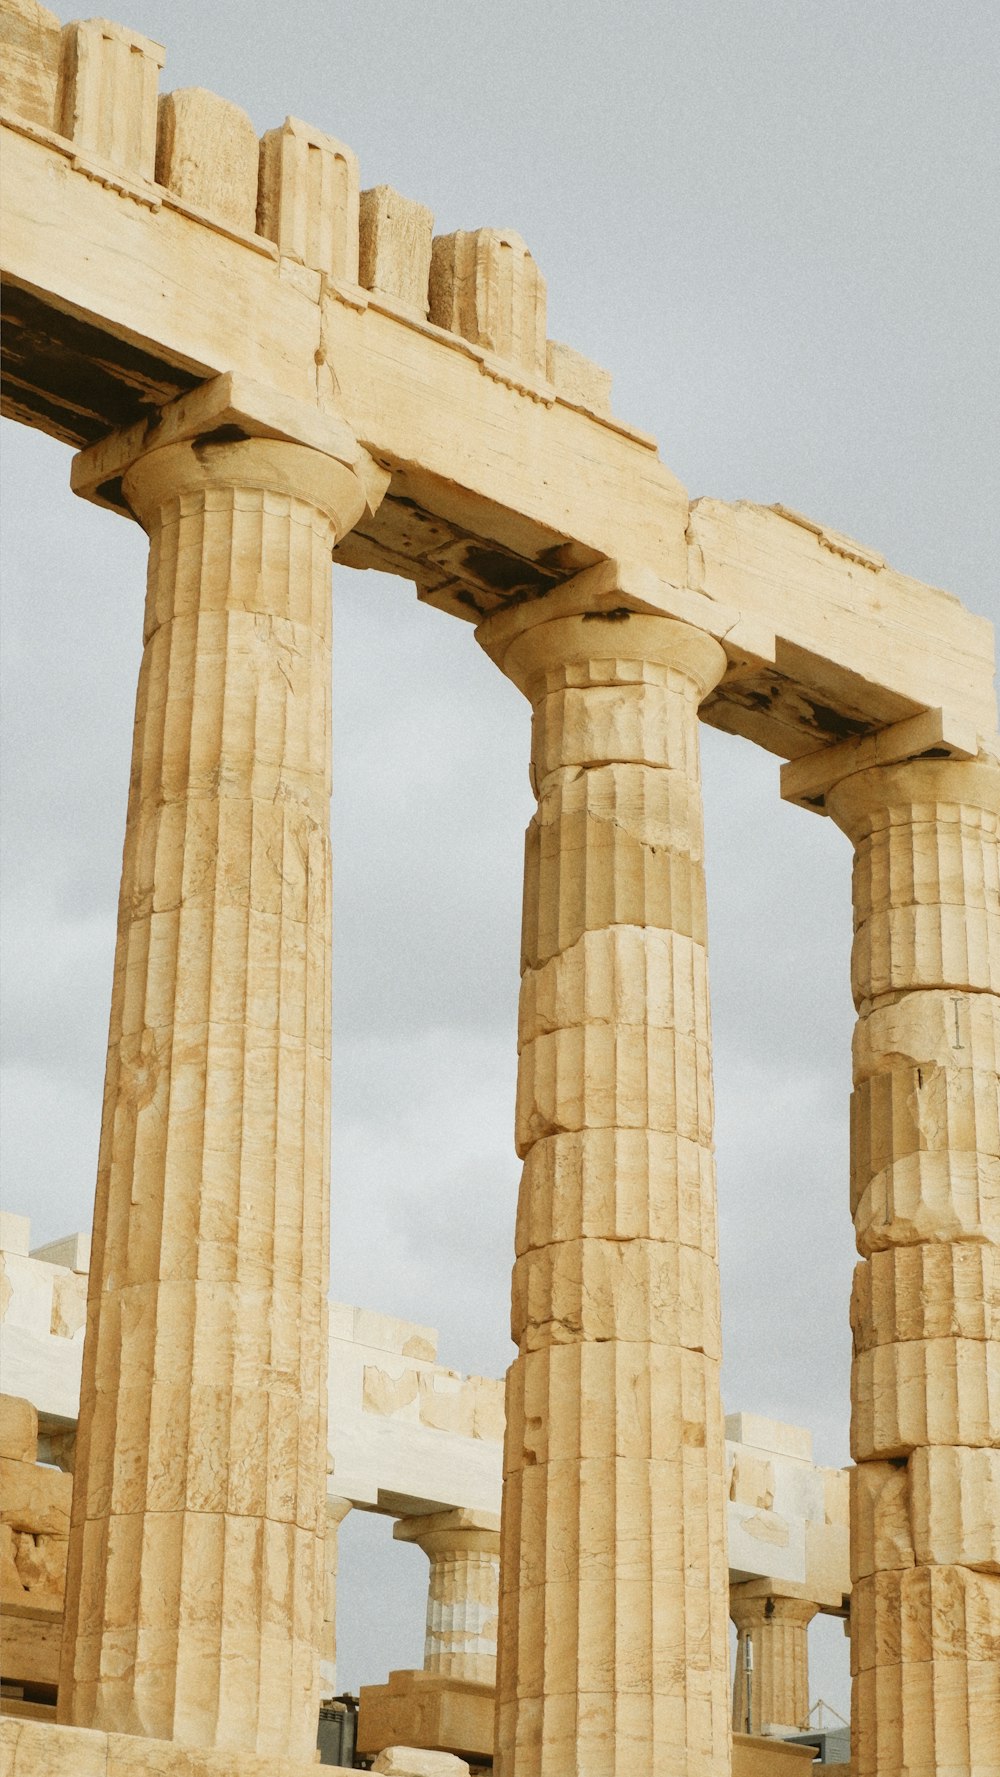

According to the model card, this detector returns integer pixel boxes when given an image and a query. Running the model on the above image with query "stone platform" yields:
[0,1717,354,1776]
[357,1669,494,1763]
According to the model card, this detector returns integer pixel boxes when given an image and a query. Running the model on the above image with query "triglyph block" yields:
[60,17,164,181]
[258,116,360,281]
[429,228,547,376]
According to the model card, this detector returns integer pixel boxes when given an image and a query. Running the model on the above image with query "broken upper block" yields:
[156,88,259,234]
[0,0,62,131]
[259,116,360,282]
[546,339,612,414]
[429,228,547,377]
[359,185,434,315]
[60,16,164,181]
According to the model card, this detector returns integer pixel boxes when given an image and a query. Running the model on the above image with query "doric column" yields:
[826,755,1000,1777]
[729,1588,816,1737]
[320,1495,353,1701]
[58,424,377,1760]
[394,1509,501,1684]
[477,596,731,1777]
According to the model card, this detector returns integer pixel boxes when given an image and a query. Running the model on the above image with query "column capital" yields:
[69,369,390,524]
[729,1586,819,1630]
[393,1507,501,1559]
[780,704,995,817]
[825,750,1000,841]
[475,561,728,702]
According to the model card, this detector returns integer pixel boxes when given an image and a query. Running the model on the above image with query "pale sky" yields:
[2,0,997,1727]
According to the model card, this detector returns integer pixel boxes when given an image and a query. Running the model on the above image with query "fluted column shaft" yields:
[828,758,1000,1777]
[395,1509,502,1685]
[478,607,731,1777]
[729,1590,816,1737]
[59,436,369,1759]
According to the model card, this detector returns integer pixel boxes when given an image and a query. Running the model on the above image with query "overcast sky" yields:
[2,0,998,1727]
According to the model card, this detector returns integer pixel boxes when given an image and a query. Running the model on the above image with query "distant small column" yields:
[320,1496,353,1701]
[394,1509,501,1685]
[730,1588,816,1737]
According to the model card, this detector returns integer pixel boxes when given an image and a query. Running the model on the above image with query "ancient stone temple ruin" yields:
[1,4,997,1775]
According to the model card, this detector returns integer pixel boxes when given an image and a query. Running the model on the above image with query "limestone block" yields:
[0,1212,31,1256]
[852,1335,999,1459]
[523,764,710,968]
[546,339,613,413]
[0,1457,71,1534]
[1,1520,25,1595]
[909,1444,1000,1572]
[511,1237,721,1358]
[258,116,360,281]
[49,1269,86,1339]
[156,88,259,234]
[851,1243,999,1351]
[515,1127,718,1258]
[0,1394,38,1462]
[803,1519,851,1606]
[729,1450,775,1509]
[359,185,434,314]
[373,1748,470,1776]
[0,1720,109,1777]
[13,1529,68,1596]
[723,1415,813,1465]
[850,1564,1000,1674]
[0,0,61,131]
[529,664,704,783]
[0,1717,357,1775]
[429,228,546,376]
[0,1597,63,1685]
[850,1462,914,1581]
[363,1365,420,1418]
[59,17,164,181]
[850,990,1000,1248]
[358,1671,492,1761]
[29,1231,90,1272]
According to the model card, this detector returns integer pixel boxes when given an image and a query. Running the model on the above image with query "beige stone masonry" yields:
[59,17,164,181]
[0,1716,357,1775]
[429,229,547,379]
[0,0,61,130]
[56,415,380,1761]
[477,595,730,1776]
[156,88,259,235]
[359,185,434,315]
[545,340,613,416]
[258,117,360,282]
[356,1670,493,1766]
[828,754,1000,1777]
[730,1588,816,1737]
